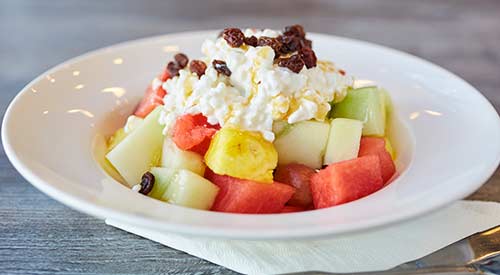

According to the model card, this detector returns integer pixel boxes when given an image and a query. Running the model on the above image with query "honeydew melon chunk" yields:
[323,118,363,165]
[384,137,396,160]
[163,169,219,210]
[274,120,330,169]
[148,167,177,200]
[331,86,386,136]
[106,107,164,187]
[381,88,393,121]
[272,120,292,138]
[123,115,144,134]
[161,138,205,176]
[107,128,127,152]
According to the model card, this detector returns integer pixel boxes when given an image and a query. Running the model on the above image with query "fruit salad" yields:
[105,25,397,214]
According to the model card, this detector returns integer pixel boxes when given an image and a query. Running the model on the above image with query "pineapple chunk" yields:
[205,127,278,183]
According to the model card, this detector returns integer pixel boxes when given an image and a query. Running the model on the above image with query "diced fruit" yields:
[311,155,384,208]
[106,107,164,186]
[163,169,219,210]
[323,118,363,165]
[381,88,393,121]
[273,120,330,169]
[134,85,167,118]
[107,116,144,152]
[124,115,144,133]
[159,70,170,82]
[205,128,278,183]
[172,114,219,156]
[358,137,396,183]
[331,86,386,136]
[272,120,292,138]
[281,206,306,213]
[274,163,315,207]
[107,128,127,151]
[205,170,295,214]
[148,167,177,200]
[384,137,396,160]
[161,138,206,176]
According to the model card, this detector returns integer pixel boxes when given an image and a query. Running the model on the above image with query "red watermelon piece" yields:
[172,114,220,156]
[159,69,170,82]
[280,206,306,213]
[274,163,315,208]
[134,70,170,118]
[311,155,384,209]
[134,84,167,118]
[205,170,296,214]
[358,137,396,183]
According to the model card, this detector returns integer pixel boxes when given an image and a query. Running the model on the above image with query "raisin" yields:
[279,35,300,54]
[138,172,155,195]
[244,36,258,47]
[174,53,189,68]
[189,60,207,77]
[212,60,231,76]
[222,28,245,47]
[284,24,306,38]
[300,39,312,49]
[278,54,304,73]
[166,61,180,77]
[299,47,317,69]
[257,36,282,56]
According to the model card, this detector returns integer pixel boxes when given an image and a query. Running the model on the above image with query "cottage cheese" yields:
[159,29,353,141]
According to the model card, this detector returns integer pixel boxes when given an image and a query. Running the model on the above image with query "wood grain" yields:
[1,0,499,274]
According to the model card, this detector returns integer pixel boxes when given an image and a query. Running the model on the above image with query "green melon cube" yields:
[163,169,219,210]
[106,107,164,186]
[273,120,330,169]
[161,138,205,176]
[148,167,177,200]
[331,86,386,136]
[323,118,363,165]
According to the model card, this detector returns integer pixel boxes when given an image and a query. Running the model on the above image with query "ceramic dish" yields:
[3,31,500,239]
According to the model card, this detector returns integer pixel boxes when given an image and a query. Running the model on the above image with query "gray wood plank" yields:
[1,0,499,274]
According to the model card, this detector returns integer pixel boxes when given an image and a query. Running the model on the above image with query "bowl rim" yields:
[3,30,500,240]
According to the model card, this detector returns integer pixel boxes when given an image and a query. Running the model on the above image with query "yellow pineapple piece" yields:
[205,127,278,183]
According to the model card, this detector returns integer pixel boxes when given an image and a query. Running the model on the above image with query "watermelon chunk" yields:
[358,137,396,183]
[134,85,167,118]
[280,205,306,213]
[172,114,220,156]
[274,163,315,207]
[311,155,384,208]
[205,170,295,214]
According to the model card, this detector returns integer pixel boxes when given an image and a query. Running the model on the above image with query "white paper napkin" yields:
[106,201,500,274]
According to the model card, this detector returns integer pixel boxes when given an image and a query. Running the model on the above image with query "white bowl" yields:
[3,31,500,240]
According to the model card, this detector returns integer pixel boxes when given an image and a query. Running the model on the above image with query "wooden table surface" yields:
[1,0,499,274]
